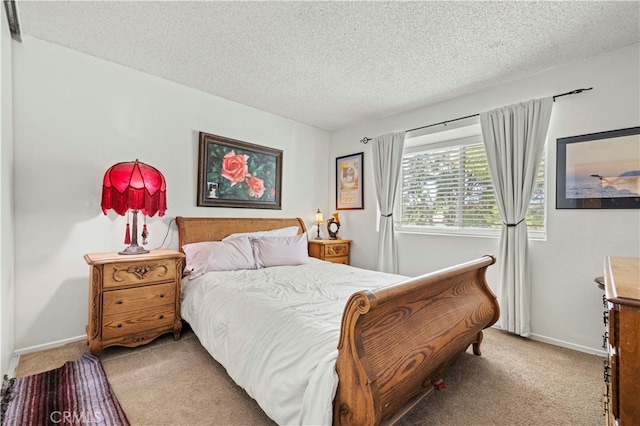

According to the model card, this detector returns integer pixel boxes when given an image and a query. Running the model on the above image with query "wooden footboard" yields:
[175,217,498,425]
[334,255,499,426]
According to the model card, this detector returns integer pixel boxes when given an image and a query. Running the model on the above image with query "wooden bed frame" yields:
[176,216,499,426]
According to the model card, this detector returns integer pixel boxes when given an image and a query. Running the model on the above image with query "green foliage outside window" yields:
[399,142,545,232]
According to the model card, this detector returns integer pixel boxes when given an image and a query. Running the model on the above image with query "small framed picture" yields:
[336,152,364,210]
[197,132,282,209]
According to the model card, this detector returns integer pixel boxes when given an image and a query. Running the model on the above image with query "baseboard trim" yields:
[12,331,606,361]
[13,335,87,357]
[529,333,607,357]
[6,354,19,378]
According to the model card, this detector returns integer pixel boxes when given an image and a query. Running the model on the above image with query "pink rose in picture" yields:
[221,150,249,186]
[245,174,265,198]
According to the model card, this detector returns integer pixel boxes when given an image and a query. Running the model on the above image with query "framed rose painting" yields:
[197,132,282,209]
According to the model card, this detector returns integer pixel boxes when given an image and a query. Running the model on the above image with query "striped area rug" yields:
[1,353,129,426]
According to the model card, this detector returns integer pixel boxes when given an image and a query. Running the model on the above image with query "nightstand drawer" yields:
[103,258,177,289]
[103,283,175,316]
[103,305,175,340]
[329,256,349,265]
[325,243,349,257]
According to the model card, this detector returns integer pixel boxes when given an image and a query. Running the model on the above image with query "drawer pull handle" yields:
[116,300,123,305]
[159,315,164,319]
[117,324,123,328]
[159,294,165,298]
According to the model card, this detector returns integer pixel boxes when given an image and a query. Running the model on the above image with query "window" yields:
[396,125,546,237]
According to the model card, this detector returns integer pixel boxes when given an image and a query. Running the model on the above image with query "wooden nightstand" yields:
[308,239,351,265]
[84,249,185,355]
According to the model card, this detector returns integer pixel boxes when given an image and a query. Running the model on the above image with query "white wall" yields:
[1,6,16,375]
[12,37,331,350]
[9,34,639,356]
[331,43,640,354]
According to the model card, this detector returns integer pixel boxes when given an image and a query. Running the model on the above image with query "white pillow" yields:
[182,237,255,278]
[251,234,310,268]
[222,225,300,241]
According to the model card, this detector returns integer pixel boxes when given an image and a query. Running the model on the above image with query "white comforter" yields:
[181,258,406,426]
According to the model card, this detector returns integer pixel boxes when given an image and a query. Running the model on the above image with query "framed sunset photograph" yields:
[197,132,282,209]
[556,126,640,209]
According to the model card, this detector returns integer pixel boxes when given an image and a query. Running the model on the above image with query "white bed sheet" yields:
[181,258,407,426]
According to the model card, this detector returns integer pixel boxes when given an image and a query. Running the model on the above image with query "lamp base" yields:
[118,209,149,255]
[119,244,149,255]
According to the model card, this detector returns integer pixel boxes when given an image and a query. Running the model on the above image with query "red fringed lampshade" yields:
[101,160,166,217]
[101,160,166,255]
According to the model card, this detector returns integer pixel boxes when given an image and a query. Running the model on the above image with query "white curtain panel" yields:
[371,131,406,273]
[480,97,553,336]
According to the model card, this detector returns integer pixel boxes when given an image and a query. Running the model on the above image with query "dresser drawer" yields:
[102,305,175,340]
[103,258,177,289]
[103,282,175,316]
[324,243,349,257]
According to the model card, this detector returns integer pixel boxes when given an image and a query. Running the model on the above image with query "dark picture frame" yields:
[556,126,640,209]
[197,132,282,209]
[336,152,364,210]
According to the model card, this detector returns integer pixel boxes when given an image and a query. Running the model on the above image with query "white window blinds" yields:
[398,139,545,233]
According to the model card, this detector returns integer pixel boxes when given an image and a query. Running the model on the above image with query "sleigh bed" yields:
[176,216,499,426]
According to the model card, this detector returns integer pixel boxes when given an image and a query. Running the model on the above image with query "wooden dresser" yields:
[84,249,185,355]
[308,239,351,265]
[603,256,640,425]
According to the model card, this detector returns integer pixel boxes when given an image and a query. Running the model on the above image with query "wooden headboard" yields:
[175,217,307,251]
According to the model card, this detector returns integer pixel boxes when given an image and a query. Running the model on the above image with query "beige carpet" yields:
[15,327,604,426]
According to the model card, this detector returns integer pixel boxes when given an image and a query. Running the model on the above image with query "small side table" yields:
[84,249,185,355]
[308,239,351,265]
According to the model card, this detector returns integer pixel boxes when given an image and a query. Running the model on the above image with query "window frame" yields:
[395,126,547,240]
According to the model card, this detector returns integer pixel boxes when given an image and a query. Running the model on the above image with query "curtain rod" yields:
[359,87,593,144]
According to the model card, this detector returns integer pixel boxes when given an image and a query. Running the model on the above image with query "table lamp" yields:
[101,159,166,255]
[314,209,324,240]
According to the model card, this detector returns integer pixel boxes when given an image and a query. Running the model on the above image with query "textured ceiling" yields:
[14,1,640,131]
